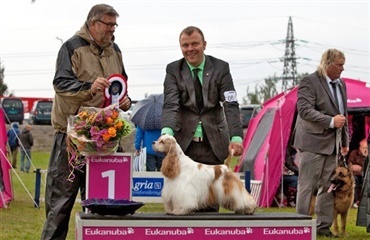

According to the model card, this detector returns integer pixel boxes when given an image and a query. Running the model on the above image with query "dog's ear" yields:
[160,142,181,179]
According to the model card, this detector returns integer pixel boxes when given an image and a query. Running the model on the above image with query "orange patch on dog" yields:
[223,172,235,195]
[207,185,217,206]
[214,166,222,180]
[160,143,180,179]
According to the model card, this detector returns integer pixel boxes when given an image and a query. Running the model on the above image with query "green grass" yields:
[0,152,369,239]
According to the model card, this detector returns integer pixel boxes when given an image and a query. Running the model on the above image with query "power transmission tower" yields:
[281,16,298,92]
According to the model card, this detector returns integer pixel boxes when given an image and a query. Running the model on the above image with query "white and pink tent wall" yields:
[0,110,13,208]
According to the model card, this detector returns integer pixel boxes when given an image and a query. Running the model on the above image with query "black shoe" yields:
[317,229,334,237]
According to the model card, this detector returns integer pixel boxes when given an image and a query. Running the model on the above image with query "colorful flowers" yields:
[67,104,133,181]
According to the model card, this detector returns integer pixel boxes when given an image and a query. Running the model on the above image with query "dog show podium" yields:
[77,153,316,240]
[75,212,316,240]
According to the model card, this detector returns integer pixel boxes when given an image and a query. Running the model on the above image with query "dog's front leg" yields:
[164,204,174,215]
[340,211,349,236]
[171,207,192,215]
[163,200,174,215]
[332,210,339,236]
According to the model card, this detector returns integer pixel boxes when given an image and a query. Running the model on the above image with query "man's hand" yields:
[352,164,362,175]
[333,114,346,128]
[134,150,140,156]
[91,77,110,94]
[341,146,349,156]
[228,142,243,156]
[119,96,132,111]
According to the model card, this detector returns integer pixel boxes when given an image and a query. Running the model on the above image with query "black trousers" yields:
[185,130,222,165]
[41,132,86,240]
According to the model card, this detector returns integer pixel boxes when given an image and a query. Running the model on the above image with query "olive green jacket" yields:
[51,24,127,132]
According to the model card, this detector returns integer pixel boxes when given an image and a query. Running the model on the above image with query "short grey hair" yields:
[86,4,119,24]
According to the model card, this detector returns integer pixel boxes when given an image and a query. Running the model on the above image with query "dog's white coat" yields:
[153,134,256,215]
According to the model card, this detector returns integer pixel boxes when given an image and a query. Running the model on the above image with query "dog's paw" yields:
[235,208,255,215]
[172,208,192,215]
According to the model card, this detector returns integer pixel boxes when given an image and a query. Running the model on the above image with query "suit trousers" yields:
[185,131,221,165]
[296,150,336,231]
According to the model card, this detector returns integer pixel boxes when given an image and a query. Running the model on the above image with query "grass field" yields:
[0,152,369,239]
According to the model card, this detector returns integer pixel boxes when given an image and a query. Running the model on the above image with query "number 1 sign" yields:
[86,153,132,200]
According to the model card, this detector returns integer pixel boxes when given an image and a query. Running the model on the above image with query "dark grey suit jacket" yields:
[293,71,349,155]
[161,55,243,161]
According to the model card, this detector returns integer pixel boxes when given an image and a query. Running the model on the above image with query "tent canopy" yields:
[236,78,370,207]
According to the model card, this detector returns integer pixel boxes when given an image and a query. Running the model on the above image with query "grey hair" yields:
[317,49,345,77]
[86,4,119,24]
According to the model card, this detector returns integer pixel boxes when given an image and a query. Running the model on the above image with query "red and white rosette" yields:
[103,74,127,107]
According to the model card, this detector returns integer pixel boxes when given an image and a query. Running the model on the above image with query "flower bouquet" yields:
[67,104,133,181]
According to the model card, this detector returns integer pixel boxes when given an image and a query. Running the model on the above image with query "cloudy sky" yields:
[0,0,369,102]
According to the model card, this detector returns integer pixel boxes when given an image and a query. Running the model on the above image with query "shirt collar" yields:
[187,55,206,72]
[325,75,339,85]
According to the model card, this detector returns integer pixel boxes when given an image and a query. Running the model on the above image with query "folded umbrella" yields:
[130,94,163,130]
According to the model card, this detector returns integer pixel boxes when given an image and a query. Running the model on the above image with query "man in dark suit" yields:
[293,49,349,237]
[161,26,243,166]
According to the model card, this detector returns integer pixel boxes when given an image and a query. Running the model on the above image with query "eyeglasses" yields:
[97,20,118,29]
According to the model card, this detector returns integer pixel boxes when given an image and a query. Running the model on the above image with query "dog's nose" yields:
[152,141,156,145]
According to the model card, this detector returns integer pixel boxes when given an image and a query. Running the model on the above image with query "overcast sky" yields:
[0,0,369,102]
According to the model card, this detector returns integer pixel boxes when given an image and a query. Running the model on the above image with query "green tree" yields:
[244,86,261,105]
[0,60,8,96]
[243,72,309,104]
[243,73,279,104]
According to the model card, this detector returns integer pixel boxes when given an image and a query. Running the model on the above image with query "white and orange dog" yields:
[153,134,256,215]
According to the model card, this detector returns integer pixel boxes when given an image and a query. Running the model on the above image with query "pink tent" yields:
[0,109,13,208]
[236,77,370,207]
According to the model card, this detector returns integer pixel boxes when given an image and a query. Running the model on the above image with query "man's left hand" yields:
[341,146,349,156]
[119,96,131,111]
[229,142,244,156]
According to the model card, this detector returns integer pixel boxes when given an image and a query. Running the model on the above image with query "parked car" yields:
[240,104,261,128]
[28,100,53,125]
[1,97,24,125]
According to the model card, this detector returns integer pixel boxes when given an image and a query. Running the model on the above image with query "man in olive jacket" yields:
[41,4,131,240]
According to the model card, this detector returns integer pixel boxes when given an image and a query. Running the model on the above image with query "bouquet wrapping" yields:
[67,104,133,181]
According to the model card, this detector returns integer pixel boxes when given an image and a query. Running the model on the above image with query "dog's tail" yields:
[224,149,234,168]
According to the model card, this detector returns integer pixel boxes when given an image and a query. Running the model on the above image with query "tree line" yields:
[243,72,309,105]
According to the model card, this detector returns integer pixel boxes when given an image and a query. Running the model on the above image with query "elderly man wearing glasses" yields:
[41,4,131,240]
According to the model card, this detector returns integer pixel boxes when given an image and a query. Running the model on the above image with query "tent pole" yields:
[277,99,285,208]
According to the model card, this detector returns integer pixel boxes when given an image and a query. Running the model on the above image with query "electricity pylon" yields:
[281,16,298,92]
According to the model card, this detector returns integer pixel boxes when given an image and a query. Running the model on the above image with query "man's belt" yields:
[192,137,203,142]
